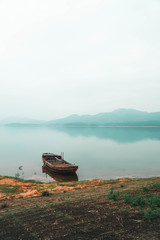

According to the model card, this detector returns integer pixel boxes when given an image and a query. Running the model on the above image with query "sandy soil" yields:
[0,176,134,200]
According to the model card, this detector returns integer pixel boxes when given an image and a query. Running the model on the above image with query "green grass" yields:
[17,178,43,184]
[66,182,80,187]
[119,208,130,212]
[31,233,39,238]
[123,193,160,208]
[123,194,146,207]
[65,215,74,220]
[152,183,160,190]
[141,183,160,192]
[107,184,160,221]
[42,190,51,196]
[142,186,150,192]
[107,186,119,201]
[56,182,65,186]
[0,175,43,184]
[0,184,20,194]
[120,184,125,188]
[144,208,160,220]
[29,209,36,213]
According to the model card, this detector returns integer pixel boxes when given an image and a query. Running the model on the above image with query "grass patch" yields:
[66,182,80,187]
[0,184,20,194]
[17,178,43,184]
[142,186,150,192]
[123,194,146,207]
[56,182,65,186]
[107,186,119,201]
[42,190,51,196]
[29,209,36,213]
[151,183,160,190]
[123,193,160,208]
[0,175,43,184]
[119,208,130,212]
[141,183,160,192]
[107,183,160,221]
[144,208,160,220]
[31,233,39,238]
[120,184,125,188]
[65,215,74,220]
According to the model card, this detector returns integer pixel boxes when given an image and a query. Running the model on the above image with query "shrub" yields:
[152,183,160,190]
[144,208,160,220]
[42,190,51,196]
[148,196,160,208]
[107,186,119,201]
[123,195,146,207]
[123,193,160,208]
[142,186,150,192]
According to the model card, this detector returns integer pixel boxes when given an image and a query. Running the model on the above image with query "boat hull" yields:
[42,153,78,174]
[42,165,78,181]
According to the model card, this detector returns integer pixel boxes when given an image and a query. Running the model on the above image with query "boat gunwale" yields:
[42,153,78,174]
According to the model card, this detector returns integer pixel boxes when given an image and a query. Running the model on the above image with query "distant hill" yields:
[46,109,160,126]
[0,116,45,125]
[2,109,160,127]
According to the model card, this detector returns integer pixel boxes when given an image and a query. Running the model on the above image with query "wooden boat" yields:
[42,153,78,174]
[42,165,78,182]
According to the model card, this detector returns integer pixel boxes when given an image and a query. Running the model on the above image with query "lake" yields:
[0,126,160,182]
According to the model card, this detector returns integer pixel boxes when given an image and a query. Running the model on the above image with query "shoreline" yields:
[1,176,160,239]
[0,175,160,201]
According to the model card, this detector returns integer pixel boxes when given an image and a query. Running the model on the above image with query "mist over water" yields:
[1,126,160,182]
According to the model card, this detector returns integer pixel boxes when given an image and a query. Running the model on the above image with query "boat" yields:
[42,153,78,174]
[42,165,78,182]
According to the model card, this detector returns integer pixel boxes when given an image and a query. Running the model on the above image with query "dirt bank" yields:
[0,176,160,239]
[0,176,136,201]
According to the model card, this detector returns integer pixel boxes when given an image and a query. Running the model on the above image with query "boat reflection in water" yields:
[42,165,78,182]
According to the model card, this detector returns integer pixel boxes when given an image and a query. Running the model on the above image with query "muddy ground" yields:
[0,177,160,240]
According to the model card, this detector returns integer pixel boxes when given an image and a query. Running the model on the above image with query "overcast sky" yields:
[0,0,160,120]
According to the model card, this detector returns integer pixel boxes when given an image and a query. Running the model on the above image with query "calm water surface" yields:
[0,126,160,182]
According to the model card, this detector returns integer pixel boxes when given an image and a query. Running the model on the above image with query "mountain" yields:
[1,109,160,127]
[0,116,45,125]
[46,109,160,126]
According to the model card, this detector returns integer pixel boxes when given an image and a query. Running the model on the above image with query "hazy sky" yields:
[0,0,160,120]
